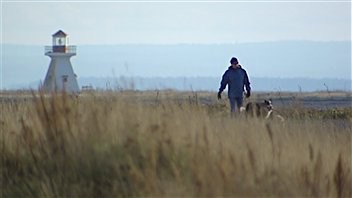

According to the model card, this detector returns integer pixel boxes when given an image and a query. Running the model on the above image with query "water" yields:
[272,97,352,109]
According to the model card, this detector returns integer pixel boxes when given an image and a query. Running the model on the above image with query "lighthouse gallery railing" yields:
[45,46,77,54]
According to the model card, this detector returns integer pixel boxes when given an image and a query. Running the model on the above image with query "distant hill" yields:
[13,76,350,92]
[2,41,351,91]
[77,76,351,92]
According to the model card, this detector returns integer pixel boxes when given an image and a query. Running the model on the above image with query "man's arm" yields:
[217,71,228,99]
[243,70,251,97]
[219,71,228,93]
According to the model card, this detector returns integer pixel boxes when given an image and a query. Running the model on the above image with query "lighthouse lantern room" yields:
[43,30,79,93]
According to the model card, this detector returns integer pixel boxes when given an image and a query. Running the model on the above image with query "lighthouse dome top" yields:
[45,30,76,55]
[52,30,68,37]
[51,30,70,47]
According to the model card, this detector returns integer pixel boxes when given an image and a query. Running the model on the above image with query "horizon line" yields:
[2,39,351,46]
[3,0,351,3]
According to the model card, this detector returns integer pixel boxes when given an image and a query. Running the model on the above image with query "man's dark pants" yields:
[229,97,243,115]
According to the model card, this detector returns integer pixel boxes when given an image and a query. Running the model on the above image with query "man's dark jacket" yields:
[219,65,251,98]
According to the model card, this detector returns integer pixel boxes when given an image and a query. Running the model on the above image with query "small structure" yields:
[43,30,79,93]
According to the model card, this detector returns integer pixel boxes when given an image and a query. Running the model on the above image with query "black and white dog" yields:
[241,99,285,121]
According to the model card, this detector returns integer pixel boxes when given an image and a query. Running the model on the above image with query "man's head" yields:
[230,57,239,67]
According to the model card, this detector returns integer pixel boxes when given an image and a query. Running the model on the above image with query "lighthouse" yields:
[43,30,79,93]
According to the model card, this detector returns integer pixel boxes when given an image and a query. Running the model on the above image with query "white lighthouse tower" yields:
[43,30,79,93]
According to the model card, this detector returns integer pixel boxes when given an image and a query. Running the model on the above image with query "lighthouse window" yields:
[58,38,62,45]
[62,75,68,83]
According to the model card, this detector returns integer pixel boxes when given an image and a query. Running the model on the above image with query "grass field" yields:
[1,90,351,197]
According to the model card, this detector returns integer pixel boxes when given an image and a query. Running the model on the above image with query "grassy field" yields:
[1,90,351,197]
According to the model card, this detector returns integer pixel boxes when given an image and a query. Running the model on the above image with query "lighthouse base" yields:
[43,54,79,93]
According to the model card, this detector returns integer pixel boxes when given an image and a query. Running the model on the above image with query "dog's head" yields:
[264,99,273,111]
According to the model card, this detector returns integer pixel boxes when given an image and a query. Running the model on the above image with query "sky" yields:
[1,1,351,89]
[1,1,351,45]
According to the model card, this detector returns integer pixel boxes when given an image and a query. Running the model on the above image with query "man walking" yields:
[218,57,251,114]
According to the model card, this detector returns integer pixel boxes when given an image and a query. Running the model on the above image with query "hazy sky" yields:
[1,1,351,90]
[2,1,351,45]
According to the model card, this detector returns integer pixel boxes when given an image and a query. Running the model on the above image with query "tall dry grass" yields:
[1,90,351,197]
